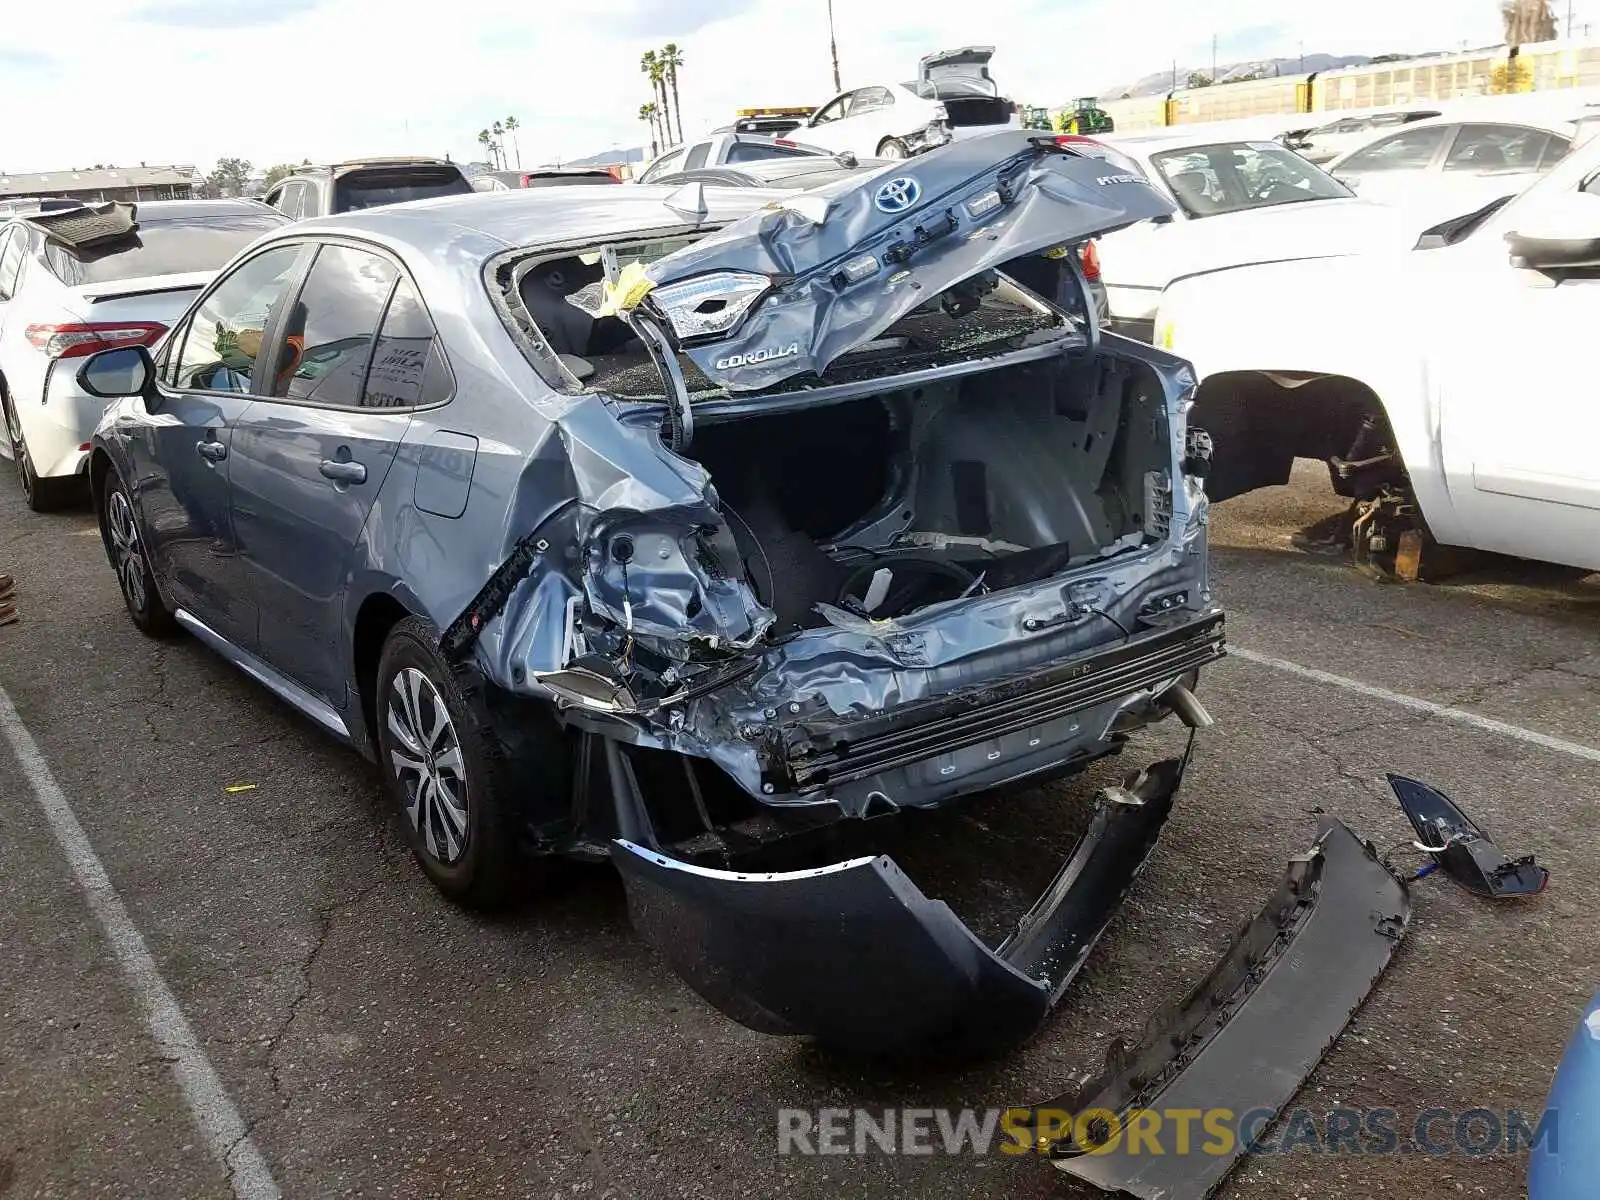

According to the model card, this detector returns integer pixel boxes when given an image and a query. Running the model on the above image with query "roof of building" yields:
[0,165,198,198]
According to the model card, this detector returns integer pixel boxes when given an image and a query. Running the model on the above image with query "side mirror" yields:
[1505,192,1600,272]
[77,344,154,399]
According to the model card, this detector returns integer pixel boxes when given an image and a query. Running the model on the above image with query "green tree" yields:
[206,156,252,198]
[504,115,521,169]
[478,128,499,167]
[639,102,661,158]
[642,50,671,147]
[1187,71,1213,89]
[262,163,299,189]
[660,43,685,145]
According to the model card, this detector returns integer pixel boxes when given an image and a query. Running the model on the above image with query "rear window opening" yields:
[503,234,1079,402]
[45,213,286,286]
[333,167,472,213]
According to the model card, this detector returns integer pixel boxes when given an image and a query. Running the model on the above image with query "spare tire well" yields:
[1189,371,1395,503]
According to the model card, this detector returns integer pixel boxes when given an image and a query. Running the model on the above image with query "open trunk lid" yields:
[628,131,1176,394]
[919,46,999,94]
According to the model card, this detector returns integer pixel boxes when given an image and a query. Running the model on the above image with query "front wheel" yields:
[375,617,565,909]
[101,471,177,636]
[876,137,910,160]
[4,392,75,512]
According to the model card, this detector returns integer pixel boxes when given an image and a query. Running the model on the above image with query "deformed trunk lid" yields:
[633,131,1176,393]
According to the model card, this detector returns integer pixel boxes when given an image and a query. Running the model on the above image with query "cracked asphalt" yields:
[1,461,1597,1199]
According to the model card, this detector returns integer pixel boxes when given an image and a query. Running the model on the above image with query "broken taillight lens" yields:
[25,321,166,359]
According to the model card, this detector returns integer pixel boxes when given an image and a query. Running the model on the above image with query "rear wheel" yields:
[375,617,566,909]
[101,470,177,637]
[3,390,75,512]
[876,137,910,160]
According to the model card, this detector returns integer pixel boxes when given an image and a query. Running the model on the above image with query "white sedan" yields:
[1156,132,1600,572]
[1089,131,1422,340]
[793,46,1021,161]
[0,199,288,510]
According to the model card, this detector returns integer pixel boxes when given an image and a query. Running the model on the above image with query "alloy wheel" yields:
[3,397,32,502]
[106,490,148,613]
[879,140,907,160]
[386,668,470,864]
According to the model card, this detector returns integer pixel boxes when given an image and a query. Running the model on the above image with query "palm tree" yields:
[642,50,671,147]
[478,128,498,168]
[1501,0,1556,45]
[492,120,506,165]
[660,43,685,144]
[504,115,521,169]
[639,102,660,158]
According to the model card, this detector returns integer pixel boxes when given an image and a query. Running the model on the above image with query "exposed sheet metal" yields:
[1026,819,1409,1200]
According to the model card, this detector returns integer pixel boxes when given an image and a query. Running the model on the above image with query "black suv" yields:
[263,157,472,219]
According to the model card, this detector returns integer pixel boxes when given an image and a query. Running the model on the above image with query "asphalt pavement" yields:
[1,461,1597,1199]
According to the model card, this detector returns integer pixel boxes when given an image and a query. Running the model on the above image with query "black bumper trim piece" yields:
[774,612,1224,793]
[612,751,1189,1058]
[1025,818,1410,1200]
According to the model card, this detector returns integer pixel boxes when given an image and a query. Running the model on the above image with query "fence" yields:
[1090,36,1600,132]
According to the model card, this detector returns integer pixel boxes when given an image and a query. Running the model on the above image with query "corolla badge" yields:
[874,176,921,214]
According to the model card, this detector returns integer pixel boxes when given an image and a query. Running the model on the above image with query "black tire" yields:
[100,468,178,637]
[375,616,565,909]
[876,137,910,160]
[3,390,78,513]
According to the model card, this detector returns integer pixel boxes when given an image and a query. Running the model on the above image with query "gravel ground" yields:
[1,461,1596,1199]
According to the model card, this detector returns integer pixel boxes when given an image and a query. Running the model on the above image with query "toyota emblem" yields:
[874,176,921,214]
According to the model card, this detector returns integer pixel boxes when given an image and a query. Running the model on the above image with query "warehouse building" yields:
[0,164,198,204]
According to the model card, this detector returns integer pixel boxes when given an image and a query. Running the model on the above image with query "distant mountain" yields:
[1099,53,1374,99]
[563,146,646,167]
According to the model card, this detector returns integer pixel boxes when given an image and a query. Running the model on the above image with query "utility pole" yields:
[1212,34,1218,83]
[1567,0,1574,38]
[827,0,841,92]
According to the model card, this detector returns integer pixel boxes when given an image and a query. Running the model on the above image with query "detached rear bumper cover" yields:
[1030,818,1410,1200]
[612,755,1187,1058]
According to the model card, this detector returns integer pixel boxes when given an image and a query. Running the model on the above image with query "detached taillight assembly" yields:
[25,321,167,359]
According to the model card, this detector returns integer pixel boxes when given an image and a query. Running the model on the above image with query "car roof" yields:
[280,185,786,256]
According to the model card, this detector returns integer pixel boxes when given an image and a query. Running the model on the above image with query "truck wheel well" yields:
[353,593,412,756]
[1190,371,1393,502]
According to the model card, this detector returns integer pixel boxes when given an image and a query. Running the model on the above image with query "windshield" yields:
[45,212,286,285]
[1150,141,1351,218]
[333,169,472,213]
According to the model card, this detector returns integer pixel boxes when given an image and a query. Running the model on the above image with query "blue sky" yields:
[0,0,1528,173]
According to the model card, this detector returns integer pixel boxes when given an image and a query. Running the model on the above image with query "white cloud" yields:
[0,0,1519,173]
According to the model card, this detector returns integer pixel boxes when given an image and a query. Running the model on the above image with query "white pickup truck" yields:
[1155,131,1600,572]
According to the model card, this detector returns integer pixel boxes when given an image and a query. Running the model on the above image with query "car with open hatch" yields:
[78,133,1235,1059]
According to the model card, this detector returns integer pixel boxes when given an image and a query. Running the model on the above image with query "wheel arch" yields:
[1189,369,1398,502]
[351,589,417,761]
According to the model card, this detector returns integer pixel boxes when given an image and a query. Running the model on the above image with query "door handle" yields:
[196,439,228,463]
[319,458,367,485]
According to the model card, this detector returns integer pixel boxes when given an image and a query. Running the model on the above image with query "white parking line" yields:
[0,684,280,1199]
[1230,646,1600,765]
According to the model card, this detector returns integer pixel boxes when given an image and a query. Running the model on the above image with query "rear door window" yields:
[362,276,451,409]
[1337,125,1450,172]
[1443,124,1554,173]
[169,245,305,393]
[848,87,893,115]
[682,142,712,170]
[331,168,472,213]
[271,244,398,406]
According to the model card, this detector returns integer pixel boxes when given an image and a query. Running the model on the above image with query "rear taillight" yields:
[25,322,166,359]
[774,138,797,147]
[520,174,534,187]
[1078,241,1102,281]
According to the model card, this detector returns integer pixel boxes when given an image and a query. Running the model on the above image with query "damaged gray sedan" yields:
[82,132,1226,1057]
